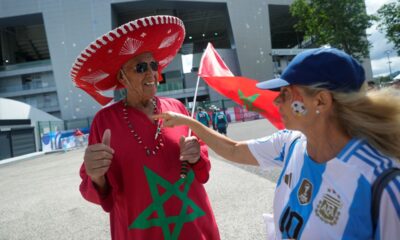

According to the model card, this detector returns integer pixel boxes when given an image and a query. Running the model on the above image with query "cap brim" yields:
[256,78,289,91]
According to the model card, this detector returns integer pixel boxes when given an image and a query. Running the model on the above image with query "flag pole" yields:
[180,75,201,179]
[189,75,202,135]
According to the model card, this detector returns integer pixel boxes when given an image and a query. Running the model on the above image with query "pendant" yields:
[155,127,160,140]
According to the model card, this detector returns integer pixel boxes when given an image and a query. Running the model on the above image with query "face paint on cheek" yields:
[291,101,308,116]
[290,88,308,116]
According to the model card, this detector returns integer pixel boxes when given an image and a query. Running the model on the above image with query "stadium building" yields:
[0,0,373,120]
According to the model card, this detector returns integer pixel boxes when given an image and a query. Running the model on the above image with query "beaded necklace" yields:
[122,98,163,156]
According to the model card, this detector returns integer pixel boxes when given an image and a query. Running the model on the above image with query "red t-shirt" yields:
[79,97,220,240]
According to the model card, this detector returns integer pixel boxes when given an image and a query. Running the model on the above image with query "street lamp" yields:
[385,50,393,80]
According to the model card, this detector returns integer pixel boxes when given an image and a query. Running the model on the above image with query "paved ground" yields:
[0,119,279,240]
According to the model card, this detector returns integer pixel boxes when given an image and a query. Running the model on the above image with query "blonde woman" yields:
[155,48,400,239]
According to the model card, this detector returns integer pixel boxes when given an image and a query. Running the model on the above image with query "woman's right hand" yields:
[153,111,193,127]
[83,129,114,186]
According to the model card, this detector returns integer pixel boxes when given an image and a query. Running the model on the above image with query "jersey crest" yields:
[298,178,313,205]
[315,188,342,225]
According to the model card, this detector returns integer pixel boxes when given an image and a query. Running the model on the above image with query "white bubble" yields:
[246,24,250,29]
[65,97,69,101]
[76,108,80,112]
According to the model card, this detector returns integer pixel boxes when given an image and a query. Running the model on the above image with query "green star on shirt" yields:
[238,89,265,113]
[129,166,205,240]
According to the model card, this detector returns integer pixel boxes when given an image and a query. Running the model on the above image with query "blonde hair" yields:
[304,84,400,161]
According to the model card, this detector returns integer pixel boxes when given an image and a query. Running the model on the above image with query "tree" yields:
[376,0,400,56]
[290,0,375,60]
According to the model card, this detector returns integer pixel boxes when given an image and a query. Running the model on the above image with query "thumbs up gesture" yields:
[84,129,114,187]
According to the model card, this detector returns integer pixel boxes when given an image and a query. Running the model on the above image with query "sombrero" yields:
[70,15,185,105]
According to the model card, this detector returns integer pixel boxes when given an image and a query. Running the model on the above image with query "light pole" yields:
[385,50,393,80]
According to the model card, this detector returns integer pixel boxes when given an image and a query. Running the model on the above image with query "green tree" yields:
[290,0,375,60]
[376,0,400,56]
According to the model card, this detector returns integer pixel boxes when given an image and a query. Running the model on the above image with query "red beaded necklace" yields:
[122,98,164,156]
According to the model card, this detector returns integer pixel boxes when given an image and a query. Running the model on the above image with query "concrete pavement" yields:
[0,119,279,240]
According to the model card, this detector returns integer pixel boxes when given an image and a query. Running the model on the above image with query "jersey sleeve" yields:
[79,113,115,212]
[246,130,301,170]
[375,175,400,239]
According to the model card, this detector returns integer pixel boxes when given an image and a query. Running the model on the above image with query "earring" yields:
[316,110,320,115]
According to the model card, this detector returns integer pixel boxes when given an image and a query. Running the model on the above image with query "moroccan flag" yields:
[198,43,284,130]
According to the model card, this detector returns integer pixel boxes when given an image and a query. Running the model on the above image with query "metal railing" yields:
[157,82,184,92]
[0,82,56,93]
[0,59,52,72]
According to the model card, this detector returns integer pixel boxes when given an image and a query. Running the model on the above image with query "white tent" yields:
[0,98,62,153]
[0,98,61,121]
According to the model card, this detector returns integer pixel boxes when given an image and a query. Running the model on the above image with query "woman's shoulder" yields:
[340,139,400,182]
[250,129,303,146]
[274,129,304,142]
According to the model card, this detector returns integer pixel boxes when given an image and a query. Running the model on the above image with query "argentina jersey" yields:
[247,130,400,240]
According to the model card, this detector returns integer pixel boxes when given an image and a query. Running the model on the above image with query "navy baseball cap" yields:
[257,47,365,92]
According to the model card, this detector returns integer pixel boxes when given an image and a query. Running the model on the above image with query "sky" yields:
[365,0,399,77]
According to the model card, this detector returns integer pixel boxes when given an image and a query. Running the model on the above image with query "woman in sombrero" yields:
[72,15,220,240]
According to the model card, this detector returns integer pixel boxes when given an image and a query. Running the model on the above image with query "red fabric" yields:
[198,43,284,130]
[71,16,185,105]
[79,97,219,240]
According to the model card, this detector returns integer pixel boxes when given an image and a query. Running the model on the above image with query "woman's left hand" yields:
[179,136,200,164]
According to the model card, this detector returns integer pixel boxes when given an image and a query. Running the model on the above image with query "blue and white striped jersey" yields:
[247,130,400,240]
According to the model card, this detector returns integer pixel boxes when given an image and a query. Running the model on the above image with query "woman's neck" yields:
[304,122,351,163]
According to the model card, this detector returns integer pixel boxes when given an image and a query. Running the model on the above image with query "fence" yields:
[37,117,93,152]
[37,99,263,151]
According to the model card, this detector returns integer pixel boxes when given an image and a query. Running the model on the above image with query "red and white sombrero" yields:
[70,15,185,105]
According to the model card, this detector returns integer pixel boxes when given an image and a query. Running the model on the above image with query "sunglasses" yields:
[135,61,159,73]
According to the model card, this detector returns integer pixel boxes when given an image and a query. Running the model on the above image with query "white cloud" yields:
[371,55,400,77]
[365,0,399,77]
[365,0,392,14]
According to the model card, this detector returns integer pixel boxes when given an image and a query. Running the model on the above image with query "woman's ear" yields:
[315,90,333,113]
